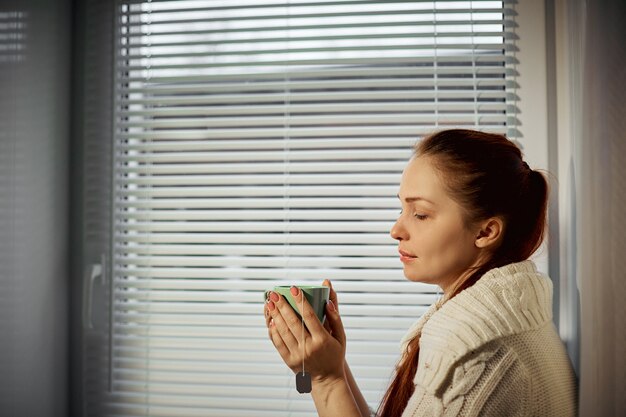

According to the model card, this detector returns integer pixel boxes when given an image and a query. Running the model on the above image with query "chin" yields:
[402,267,437,286]
[402,268,428,283]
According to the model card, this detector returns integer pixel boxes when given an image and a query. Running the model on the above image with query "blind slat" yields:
[114,222,396,232]
[113,267,408,281]
[118,114,508,130]
[116,125,509,140]
[120,77,509,93]
[119,59,515,83]
[116,208,400,219]
[115,234,396,244]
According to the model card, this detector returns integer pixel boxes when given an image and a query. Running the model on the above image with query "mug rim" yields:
[272,285,328,290]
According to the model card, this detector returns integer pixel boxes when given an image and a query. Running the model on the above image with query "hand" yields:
[264,282,346,386]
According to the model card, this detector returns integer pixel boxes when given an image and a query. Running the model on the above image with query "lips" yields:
[398,249,417,263]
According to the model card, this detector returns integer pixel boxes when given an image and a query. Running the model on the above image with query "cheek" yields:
[416,222,475,267]
[400,212,479,284]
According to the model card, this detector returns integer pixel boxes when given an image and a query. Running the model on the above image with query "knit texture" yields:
[397,260,578,417]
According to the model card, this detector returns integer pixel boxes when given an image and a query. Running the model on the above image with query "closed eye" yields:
[398,209,428,221]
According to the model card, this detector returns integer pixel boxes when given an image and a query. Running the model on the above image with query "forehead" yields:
[399,156,449,205]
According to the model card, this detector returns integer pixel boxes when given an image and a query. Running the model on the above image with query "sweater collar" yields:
[401,260,553,394]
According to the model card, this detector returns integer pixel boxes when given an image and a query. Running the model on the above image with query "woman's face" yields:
[390,155,482,295]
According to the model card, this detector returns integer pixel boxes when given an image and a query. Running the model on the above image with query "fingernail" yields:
[328,299,336,312]
[290,286,299,296]
[268,301,275,311]
[269,291,279,302]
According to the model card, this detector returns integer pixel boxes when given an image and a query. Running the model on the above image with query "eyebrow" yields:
[397,193,436,206]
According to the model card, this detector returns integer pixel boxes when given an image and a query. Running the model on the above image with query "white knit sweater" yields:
[394,260,577,417]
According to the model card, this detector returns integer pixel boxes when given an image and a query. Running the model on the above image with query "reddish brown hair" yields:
[377,129,549,417]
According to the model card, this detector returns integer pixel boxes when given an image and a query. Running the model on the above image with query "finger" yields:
[267,298,300,351]
[290,286,326,339]
[322,279,339,311]
[323,319,332,333]
[324,299,346,346]
[264,302,272,328]
[271,291,311,344]
[264,301,277,328]
[268,316,291,360]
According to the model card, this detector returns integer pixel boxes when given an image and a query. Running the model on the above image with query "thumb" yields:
[325,299,346,346]
[322,279,339,311]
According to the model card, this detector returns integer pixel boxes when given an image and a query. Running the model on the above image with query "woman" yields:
[263,129,578,416]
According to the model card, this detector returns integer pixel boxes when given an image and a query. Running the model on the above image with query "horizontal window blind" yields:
[99,1,518,416]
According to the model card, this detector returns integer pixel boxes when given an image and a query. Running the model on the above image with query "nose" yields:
[390,217,407,241]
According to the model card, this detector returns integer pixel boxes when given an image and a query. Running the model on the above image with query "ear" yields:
[474,217,504,250]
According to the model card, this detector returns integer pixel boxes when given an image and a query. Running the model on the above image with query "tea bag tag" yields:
[296,290,312,394]
[296,371,312,393]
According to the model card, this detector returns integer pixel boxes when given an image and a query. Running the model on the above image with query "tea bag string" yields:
[295,289,311,393]
[301,293,305,374]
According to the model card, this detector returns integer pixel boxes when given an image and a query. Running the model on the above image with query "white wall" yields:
[549,0,626,414]
[551,0,583,377]
[574,1,626,415]
[0,0,71,416]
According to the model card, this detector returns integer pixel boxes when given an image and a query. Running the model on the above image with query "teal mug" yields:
[264,285,330,324]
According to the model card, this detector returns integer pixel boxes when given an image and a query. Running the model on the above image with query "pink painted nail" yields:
[269,291,279,302]
[290,286,299,296]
